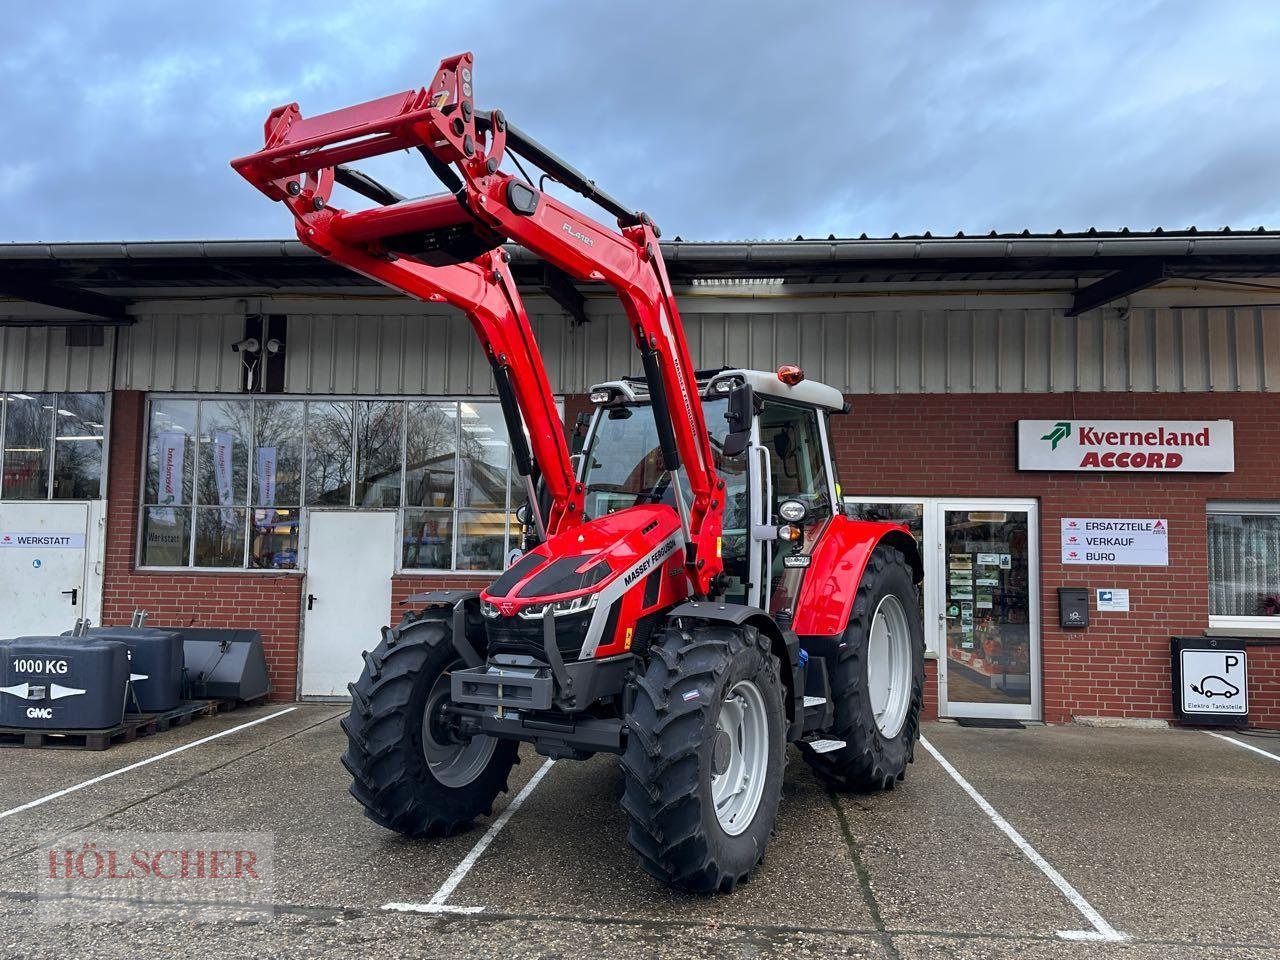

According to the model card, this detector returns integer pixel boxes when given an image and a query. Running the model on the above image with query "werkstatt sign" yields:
[1061,518,1168,565]
[1018,419,1234,472]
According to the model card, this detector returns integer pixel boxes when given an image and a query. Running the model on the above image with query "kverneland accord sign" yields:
[1018,419,1234,472]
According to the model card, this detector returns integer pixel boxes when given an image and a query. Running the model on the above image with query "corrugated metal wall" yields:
[118,311,252,393]
[0,325,116,392]
[276,304,1280,395]
[7,302,1280,394]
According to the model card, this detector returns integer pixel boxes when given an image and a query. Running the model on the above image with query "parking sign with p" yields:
[1173,637,1248,724]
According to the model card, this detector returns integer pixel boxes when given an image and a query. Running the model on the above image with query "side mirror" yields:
[722,382,753,458]
[571,411,591,456]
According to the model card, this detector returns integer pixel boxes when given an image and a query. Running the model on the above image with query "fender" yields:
[789,516,922,638]
[400,589,480,608]
[390,594,483,668]
[667,600,800,727]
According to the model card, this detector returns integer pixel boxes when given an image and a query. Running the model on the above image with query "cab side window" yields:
[758,401,831,518]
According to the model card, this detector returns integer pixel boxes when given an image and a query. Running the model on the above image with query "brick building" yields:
[2,232,1278,726]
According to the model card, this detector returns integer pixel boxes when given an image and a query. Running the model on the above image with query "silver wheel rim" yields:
[421,662,497,788]
[867,593,912,739]
[711,679,769,836]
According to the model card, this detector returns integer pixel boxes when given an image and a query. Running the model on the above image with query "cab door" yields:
[752,400,837,617]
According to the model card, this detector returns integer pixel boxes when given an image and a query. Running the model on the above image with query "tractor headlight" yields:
[778,498,809,523]
[516,593,600,619]
[480,600,501,618]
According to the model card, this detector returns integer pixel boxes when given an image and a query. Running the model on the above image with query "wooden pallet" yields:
[0,699,216,751]
[208,693,270,714]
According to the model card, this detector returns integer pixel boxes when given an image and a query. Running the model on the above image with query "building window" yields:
[1,392,105,500]
[140,396,551,572]
[1208,502,1280,625]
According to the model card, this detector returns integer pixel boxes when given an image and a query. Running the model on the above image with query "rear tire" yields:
[801,544,924,791]
[341,613,518,836]
[620,622,785,893]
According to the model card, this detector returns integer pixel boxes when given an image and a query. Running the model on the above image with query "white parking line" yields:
[919,736,1129,943]
[0,707,298,822]
[1206,730,1280,764]
[383,757,556,916]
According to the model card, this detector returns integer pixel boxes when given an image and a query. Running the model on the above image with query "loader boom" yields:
[232,52,724,593]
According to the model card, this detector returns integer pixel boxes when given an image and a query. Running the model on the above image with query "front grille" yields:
[485,611,593,661]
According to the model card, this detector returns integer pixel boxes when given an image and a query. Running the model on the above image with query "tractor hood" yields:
[480,505,684,614]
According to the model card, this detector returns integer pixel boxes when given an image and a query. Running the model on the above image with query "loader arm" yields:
[315,242,582,538]
[231,51,724,594]
[231,64,582,538]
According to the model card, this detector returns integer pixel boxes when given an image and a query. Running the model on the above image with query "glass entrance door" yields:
[933,500,1040,720]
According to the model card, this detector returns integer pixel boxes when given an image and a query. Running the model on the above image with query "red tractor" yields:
[233,53,924,892]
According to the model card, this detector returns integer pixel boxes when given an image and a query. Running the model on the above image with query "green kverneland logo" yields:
[1041,421,1070,450]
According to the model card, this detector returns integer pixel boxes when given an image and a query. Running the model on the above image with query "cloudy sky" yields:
[3,1,1278,243]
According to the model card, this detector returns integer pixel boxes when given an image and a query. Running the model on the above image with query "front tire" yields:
[340,613,518,836]
[801,543,925,791]
[620,622,785,893]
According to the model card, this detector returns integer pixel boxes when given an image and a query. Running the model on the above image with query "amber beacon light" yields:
[777,364,805,386]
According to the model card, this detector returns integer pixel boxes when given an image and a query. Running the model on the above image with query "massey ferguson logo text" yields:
[562,222,594,246]
[624,539,678,588]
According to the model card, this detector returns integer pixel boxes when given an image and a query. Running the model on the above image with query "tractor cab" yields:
[577,367,847,615]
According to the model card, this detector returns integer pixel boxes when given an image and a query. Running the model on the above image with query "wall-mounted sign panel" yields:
[1172,637,1248,725]
[1095,588,1130,612]
[0,533,86,549]
[1018,420,1234,472]
[1061,518,1168,565]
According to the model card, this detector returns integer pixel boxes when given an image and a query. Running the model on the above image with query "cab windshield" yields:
[580,396,750,598]
[580,398,733,518]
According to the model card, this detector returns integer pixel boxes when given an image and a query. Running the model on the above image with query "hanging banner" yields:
[157,431,185,522]
[256,446,277,507]
[212,432,236,523]
[1019,419,1234,472]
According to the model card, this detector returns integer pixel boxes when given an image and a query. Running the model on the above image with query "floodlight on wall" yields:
[230,336,260,354]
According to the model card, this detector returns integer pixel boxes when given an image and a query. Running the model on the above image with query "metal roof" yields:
[4,230,1280,323]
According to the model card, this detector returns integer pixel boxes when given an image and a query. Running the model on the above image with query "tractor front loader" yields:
[232,53,925,893]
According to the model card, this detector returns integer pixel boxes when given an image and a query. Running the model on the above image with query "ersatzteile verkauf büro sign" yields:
[1061,518,1168,565]
[1018,419,1234,472]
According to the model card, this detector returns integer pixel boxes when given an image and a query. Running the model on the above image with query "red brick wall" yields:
[102,392,303,700]
[921,658,938,721]
[831,392,1280,728]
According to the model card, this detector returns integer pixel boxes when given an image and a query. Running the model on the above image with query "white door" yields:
[301,511,397,698]
[932,499,1041,721]
[0,502,91,637]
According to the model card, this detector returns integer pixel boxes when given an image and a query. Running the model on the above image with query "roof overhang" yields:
[3,231,1280,321]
